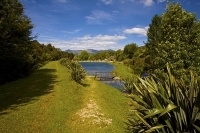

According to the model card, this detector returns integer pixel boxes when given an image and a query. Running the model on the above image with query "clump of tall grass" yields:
[60,58,87,83]
[126,64,200,133]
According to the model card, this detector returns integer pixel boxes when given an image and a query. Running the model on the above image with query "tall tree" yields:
[145,14,162,71]
[115,49,124,61]
[145,2,200,77]
[88,54,95,61]
[0,0,34,84]
[78,50,89,61]
[123,43,138,59]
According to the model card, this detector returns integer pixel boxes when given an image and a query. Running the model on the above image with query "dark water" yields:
[79,62,123,91]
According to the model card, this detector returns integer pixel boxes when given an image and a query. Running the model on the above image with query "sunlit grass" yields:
[66,77,131,132]
[111,62,133,79]
[91,78,131,133]
[0,61,86,132]
[0,61,131,133]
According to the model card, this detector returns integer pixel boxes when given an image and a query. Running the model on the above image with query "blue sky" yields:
[20,0,200,50]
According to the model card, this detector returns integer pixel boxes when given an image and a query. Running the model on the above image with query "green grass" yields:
[111,62,133,79]
[0,61,131,133]
[66,77,131,132]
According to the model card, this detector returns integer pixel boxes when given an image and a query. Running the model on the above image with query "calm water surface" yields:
[79,62,123,91]
[79,62,115,75]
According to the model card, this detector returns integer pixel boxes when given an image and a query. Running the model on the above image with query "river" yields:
[79,62,123,91]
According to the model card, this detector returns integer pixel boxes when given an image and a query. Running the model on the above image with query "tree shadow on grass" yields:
[0,68,58,115]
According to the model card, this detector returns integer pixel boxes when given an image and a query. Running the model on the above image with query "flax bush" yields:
[126,64,200,133]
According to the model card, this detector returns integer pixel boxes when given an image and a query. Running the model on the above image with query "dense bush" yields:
[126,64,200,132]
[60,59,87,84]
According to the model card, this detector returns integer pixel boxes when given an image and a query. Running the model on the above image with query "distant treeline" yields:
[0,39,74,84]
[0,0,74,84]
[76,43,146,74]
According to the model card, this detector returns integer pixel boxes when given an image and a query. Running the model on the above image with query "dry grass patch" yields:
[76,98,112,125]
[68,81,113,132]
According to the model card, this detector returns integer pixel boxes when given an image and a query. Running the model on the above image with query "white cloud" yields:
[56,0,68,3]
[39,34,126,50]
[85,10,113,25]
[62,29,82,34]
[92,34,126,41]
[157,0,166,3]
[141,0,154,6]
[101,0,113,5]
[123,26,149,36]
[130,0,154,6]
[112,10,119,13]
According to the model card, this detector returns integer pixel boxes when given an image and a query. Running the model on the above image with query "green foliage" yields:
[31,41,68,63]
[0,0,73,84]
[122,46,147,74]
[115,49,124,62]
[93,50,115,61]
[123,75,138,94]
[0,0,34,84]
[123,43,138,59]
[88,54,95,61]
[93,52,104,60]
[126,64,200,132]
[78,50,89,61]
[131,57,146,74]
[69,62,87,84]
[60,59,87,84]
[145,2,200,78]
[144,14,162,72]
[60,58,70,66]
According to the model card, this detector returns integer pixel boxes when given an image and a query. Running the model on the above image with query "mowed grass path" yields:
[0,61,130,133]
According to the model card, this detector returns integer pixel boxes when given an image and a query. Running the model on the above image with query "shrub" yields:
[126,64,200,133]
[69,61,87,83]
[60,59,87,83]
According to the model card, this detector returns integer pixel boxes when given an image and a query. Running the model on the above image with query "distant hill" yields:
[65,49,114,55]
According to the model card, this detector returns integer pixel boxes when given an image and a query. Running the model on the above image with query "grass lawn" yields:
[111,62,133,79]
[0,61,131,133]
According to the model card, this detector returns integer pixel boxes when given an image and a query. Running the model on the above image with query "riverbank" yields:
[110,62,133,79]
